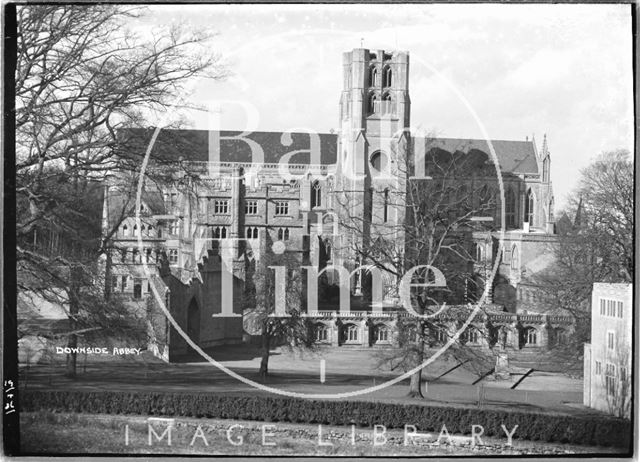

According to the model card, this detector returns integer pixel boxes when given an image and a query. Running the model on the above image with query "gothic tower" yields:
[335,48,411,282]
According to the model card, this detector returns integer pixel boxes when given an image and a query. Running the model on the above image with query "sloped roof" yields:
[105,187,166,229]
[118,128,338,165]
[116,129,539,175]
[414,137,539,175]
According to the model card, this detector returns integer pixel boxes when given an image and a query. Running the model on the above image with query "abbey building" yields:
[102,48,572,360]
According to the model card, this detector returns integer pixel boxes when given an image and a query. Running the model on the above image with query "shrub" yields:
[20,390,631,448]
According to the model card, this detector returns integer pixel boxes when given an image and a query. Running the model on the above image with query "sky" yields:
[136,4,633,209]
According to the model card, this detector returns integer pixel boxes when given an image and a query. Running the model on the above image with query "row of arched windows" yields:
[312,323,567,348]
[277,227,290,241]
[121,223,157,238]
[367,92,393,115]
[119,247,158,264]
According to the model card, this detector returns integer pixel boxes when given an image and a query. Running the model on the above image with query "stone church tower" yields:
[335,49,411,278]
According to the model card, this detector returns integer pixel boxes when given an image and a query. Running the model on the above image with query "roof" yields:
[118,128,338,165]
[116,129,539,174]
[414,137,539,175]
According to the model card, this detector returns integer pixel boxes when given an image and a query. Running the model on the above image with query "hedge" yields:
[21,390,631,448]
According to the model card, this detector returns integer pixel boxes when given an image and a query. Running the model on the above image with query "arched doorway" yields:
[187,298,200,345]
[519,326,537,349]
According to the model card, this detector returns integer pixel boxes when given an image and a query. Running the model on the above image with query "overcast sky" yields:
[139,4,633,209]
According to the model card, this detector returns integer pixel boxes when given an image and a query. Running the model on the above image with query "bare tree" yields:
[332,137,503,397]
[533,150,633,369]
[243,236,316,379]
[15,5,227,377]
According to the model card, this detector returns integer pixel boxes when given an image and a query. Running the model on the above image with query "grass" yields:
[20,345,594,417]
[19,412,625,456]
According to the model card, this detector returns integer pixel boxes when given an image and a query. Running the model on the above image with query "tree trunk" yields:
[407,369,424,398]
[65,265,81,379]
[259,331,270,378]
[65,333,77,378]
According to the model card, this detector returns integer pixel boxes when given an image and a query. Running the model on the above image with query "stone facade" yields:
[583,283,632,418]
[103,47,564,360]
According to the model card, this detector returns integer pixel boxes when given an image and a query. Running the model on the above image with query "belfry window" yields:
[368,93,379,114]
[384,66,392,87]
[382,93,392,113]
[369,66,378,87]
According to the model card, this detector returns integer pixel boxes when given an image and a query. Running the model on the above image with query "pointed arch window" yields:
[510,244,519,270]
[505,188,516,228]
[369,66,378,87]
[526,328,538,345]
[525,189,535,225]
[324,240,332,260]
[548,197,554,222]
[382,92,392,114]
[383,65,392,87]
[478,185,491,209]
[277,227,290,241]
[316,324,329,342]
[311,181,322,208]
[133,224,139,237]
[212,226,227,239]
[375,324,389,343]
[368,93,379,114]
[122,224,129,237]
[383,188,390,223]
[245,227,259,239]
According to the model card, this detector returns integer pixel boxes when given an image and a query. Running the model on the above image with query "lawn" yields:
[20,344,594,416]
